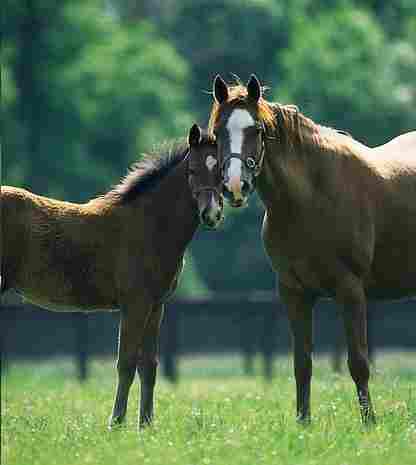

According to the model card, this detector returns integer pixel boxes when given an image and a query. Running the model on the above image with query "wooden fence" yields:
[1,293,415,381]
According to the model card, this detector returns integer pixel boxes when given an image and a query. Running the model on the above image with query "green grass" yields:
[2,353,415,465]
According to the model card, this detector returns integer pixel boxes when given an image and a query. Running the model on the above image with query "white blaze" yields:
[225,109,254,200]
[226,109,254,154]
[205,155,217,172]
[206,194,221,225]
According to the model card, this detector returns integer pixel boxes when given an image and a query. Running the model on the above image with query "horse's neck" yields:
[256,125,331,211]
[128,161,198,245]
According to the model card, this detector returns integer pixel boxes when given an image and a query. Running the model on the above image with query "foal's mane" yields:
[109,140,189,204]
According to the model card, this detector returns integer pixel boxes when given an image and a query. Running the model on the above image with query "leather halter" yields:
[220,133,266,178]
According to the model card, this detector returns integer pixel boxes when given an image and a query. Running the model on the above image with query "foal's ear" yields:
[213,74,228,104]
[188,123,202,147]
[247,74,262,102]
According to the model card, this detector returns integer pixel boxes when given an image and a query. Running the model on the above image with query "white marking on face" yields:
[225,159,243,201]
[205,155,217,172]
[224,109,254,201]
[226,109,255,154]
[203,193,222,227]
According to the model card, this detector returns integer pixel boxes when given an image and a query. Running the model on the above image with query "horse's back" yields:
[372,131,416,160]
[1,186,119,311]
[367,131,416,174]
[365,132,416,300]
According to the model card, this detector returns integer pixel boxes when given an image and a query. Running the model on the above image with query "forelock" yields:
[208,85,276,135]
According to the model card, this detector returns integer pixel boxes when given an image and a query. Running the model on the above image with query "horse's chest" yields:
[262,216,340,294]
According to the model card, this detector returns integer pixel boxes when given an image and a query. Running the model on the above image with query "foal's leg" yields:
[137,303,164,428]
[279,282,316,424]
[109,300,153,429]
[336,275,376,425]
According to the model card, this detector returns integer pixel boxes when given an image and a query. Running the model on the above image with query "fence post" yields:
[260,303,277,381]
[367,303,375,363]
[162,303,179,383]
[73,313,89,382]
[240,309,255,376]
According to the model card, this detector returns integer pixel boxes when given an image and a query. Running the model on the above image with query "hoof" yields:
[296,415,311,426]
[108,416,126,431]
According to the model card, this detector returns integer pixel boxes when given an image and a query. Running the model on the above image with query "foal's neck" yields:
[134,159,198,240]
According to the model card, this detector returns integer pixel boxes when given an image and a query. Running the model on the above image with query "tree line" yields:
[3,0,415,295]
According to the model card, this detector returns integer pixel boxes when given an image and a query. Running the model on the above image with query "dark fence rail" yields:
[1,294,415,380]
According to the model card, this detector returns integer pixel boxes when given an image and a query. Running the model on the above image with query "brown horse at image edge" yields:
[210,74,415,424]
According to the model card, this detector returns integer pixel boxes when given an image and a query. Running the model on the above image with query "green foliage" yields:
[278,5,416,145]
[176,253,211,297]
[165,0,289,119]
[3,0,191,200]
[3,0,415,296]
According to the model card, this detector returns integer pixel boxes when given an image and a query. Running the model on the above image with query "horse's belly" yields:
[19,292,119,312]
[17,289,119,312]
[368,252,416,300]
[14,272,119,312]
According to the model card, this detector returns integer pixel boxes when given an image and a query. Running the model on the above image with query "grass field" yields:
[2,353,415,465]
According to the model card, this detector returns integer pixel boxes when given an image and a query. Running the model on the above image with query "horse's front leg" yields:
[109,298,153,430]
[279,281,316,424]
[136,303,164,428]
[336,274,376,425]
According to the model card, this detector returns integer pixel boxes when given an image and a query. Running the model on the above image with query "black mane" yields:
[111,140,189,204]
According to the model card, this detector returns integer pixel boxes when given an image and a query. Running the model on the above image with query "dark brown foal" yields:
[1,125,223,430]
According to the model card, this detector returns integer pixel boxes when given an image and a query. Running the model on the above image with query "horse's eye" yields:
[246,157,257,170]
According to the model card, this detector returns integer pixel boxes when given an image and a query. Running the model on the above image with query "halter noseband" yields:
[221,135,266,178]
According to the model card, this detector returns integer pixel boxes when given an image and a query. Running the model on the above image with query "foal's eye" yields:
[246,157,257,170]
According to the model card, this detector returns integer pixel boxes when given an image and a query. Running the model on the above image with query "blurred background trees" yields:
[3,0,415,296]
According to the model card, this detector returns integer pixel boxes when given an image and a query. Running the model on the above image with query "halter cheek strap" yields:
[221,138,265,178]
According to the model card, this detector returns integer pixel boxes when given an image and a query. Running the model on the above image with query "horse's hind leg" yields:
[109,299,153,430]
[137,303,164,428]
[337,275,376,425]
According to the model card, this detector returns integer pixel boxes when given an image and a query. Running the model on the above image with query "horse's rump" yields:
[1,186,119,310]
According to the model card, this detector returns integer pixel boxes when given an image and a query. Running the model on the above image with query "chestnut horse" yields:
[209,74,416,424]
[1,124,222,429]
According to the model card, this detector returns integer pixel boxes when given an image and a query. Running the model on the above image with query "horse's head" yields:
[188,124,224,229]
[209,74,271,208]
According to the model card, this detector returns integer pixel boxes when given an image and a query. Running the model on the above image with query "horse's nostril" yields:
[223,187,233,200]
[200,209,217,228]
[201,208,208,222]
[241,181,250,195]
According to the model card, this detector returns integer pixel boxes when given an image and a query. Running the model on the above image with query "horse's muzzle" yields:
[222,183,250,208]
[199,194,223,229]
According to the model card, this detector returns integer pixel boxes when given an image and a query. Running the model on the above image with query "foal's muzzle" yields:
[197,190,224,229]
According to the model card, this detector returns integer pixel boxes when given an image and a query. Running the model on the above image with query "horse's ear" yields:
[213,74,228,104]
[188,123,202,147]
[247,74,261,102]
